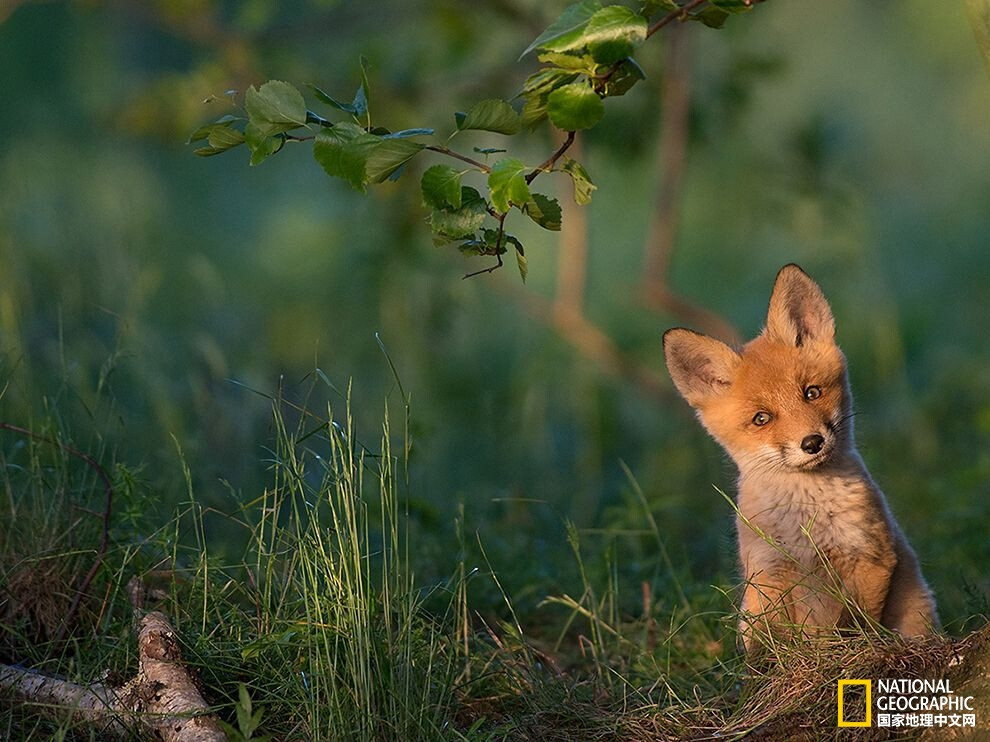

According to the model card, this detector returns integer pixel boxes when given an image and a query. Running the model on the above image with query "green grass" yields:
[1,389,982,741]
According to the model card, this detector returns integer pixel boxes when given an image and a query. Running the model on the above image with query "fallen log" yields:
[0,607,226,741]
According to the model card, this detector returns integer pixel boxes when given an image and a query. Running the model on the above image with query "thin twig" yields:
[0,422,113,644]
[647,0,709,38]
[463,213,508,279]
[425,145,492,173]
[462,255,503,279]
[525,130,576,184]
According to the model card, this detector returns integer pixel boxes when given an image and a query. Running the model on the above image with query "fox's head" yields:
[663,264,854,474]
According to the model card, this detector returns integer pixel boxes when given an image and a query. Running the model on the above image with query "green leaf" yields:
[459,227,511,256]
[313,123,422,188]
[190,118,246,156]
[193,146,226,157]
[456,99,521,135]
[515,245,528,283]
[536,51,597,72]
[524,193,562,231]
[584,6,648,64]
[547,82,604,131]
[430,186,488,240]
[523,2,646,62]
[245,121,272,163]
[710,0,755,11]
[357,55,371,116]
[522,0,602,57]
[308,84,361,114]
[488,157,531,213]
[641,0,678,15]
[562,158,597,205]
[967,0,990,79]
[421,165,464,210]
[384,128,435,138]
[504,233,524,256]
[244,122,284,166]
[603,56,646,97]
[364,138,424,183]
[207,125,245,151]
[245,80,307,130]
[309,61,370,117]
[522,67,581,97]
[243,82,306,165]
[519,68,581,128]
[351,82,368,117]
[188,115,240,144]
[236,684,253,737]
[690,6,730,28]
[241,629,299,660]
[249,709,265,739]
[188,124,212,144]
[313,122,380,191]
[520,95,549,129]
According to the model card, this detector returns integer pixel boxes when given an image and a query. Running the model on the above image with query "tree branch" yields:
[639,28,741,346]
[504,287,672,400]
[641,27,691,295]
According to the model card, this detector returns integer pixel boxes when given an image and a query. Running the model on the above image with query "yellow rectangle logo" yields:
[837,680,872,727]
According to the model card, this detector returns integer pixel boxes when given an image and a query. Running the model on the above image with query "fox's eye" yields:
[804,385,822,401]
[752,411,772,426]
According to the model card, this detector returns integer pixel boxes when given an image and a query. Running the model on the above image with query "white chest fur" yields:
[736,462,892,570]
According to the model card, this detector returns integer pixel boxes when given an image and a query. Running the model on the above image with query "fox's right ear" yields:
[663,328,740,407]
[765,263,835,347]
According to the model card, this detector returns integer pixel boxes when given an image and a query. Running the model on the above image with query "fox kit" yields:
[663,264,938,650]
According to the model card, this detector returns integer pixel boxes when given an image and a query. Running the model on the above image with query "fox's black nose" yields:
[801,434,825,455]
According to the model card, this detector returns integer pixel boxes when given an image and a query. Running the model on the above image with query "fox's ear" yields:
[663,328,740,407]
[764,264,835,346]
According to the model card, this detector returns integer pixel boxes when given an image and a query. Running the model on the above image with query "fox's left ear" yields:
[764,264,835,346]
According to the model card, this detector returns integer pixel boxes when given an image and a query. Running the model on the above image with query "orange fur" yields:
[663,264,938,651]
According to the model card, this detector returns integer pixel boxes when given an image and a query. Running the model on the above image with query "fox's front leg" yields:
[828,550,895,629]
[738,572,794,652]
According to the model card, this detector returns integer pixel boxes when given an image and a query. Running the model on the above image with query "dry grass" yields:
[454,625,977,741]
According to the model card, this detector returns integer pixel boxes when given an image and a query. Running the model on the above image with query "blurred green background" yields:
[1,0,988,626]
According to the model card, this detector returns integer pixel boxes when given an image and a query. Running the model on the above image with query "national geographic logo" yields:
[837,680,871,727]
[838,678,977,729]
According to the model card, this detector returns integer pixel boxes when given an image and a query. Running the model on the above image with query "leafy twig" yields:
[190,0,765,280]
